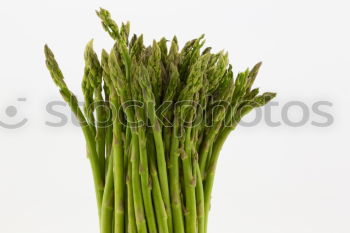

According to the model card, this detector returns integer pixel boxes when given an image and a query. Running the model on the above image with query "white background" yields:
[0,0,349,233]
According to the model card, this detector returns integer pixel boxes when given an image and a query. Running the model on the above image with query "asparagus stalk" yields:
[85,40,107,176]
[148,131,170,233]
[101,49,125,233]
[126,158,138,233]
[44,45,104,217]
[100,154,114,233]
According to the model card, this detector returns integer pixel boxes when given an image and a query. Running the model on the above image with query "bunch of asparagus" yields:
[44,8,275,233]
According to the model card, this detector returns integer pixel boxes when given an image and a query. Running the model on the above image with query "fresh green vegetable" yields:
[44,8,275,233]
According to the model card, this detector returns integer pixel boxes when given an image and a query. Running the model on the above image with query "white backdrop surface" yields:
[0,1,349,233]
